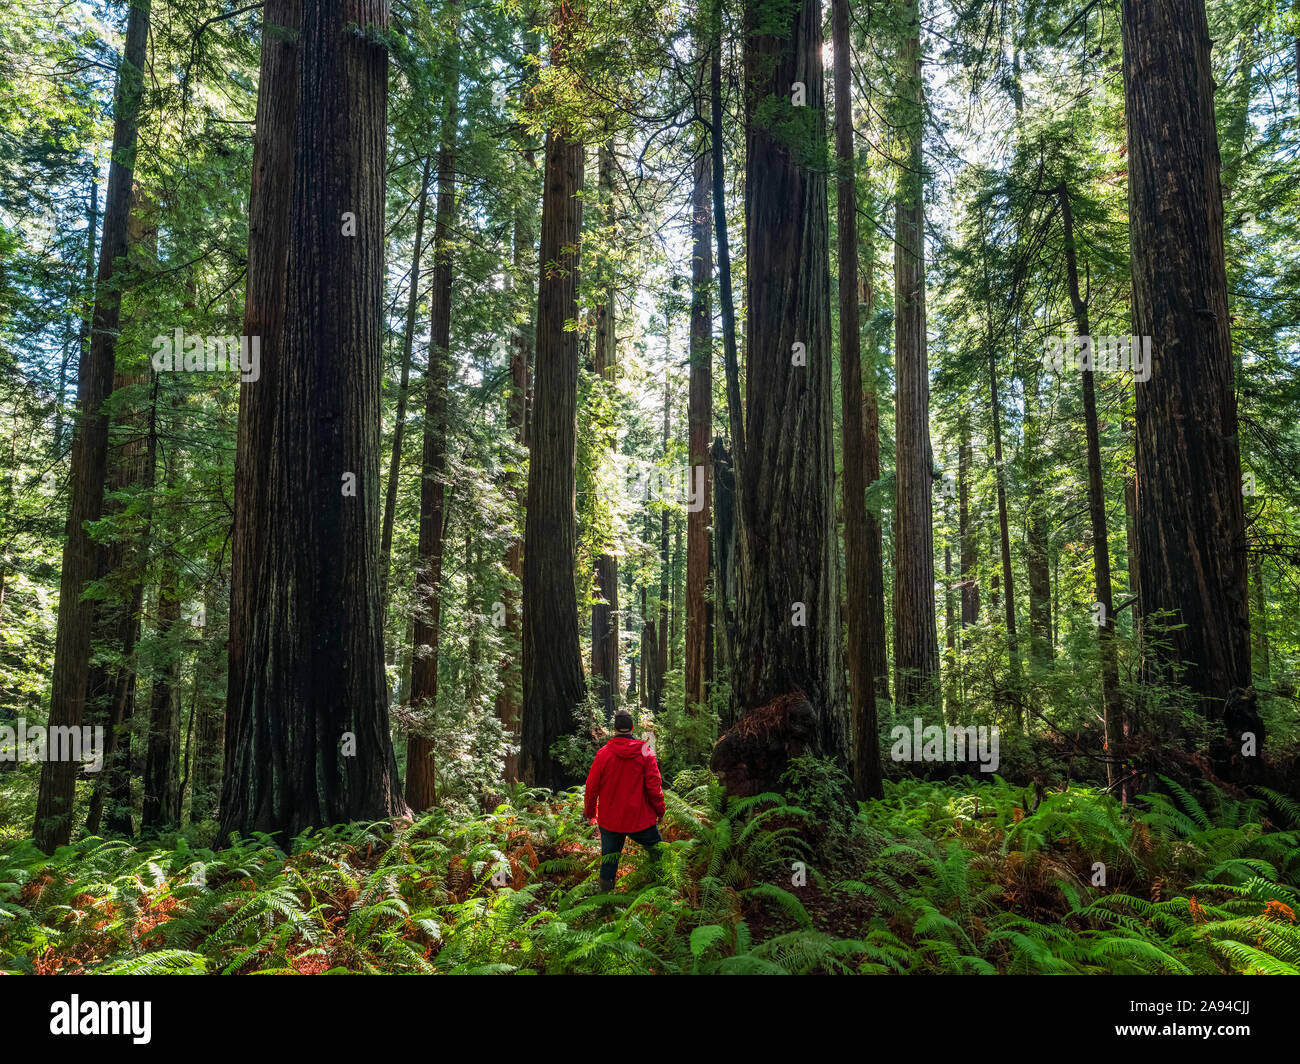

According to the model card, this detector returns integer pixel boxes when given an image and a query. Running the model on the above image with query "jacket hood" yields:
[609,735,647,759]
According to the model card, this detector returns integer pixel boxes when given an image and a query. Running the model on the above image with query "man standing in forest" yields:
[584,710,666,892]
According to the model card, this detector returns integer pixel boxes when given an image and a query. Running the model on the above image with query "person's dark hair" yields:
[613,710,634,734]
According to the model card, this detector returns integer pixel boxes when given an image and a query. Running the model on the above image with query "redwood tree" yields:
[590,142,619,723]
[520,108,587,788]
[219,0,407,841]
[35,0,151,851]
[406,19,458,813]
[686,73,713,717]
[892,0,940,712]
[833,0,882,800]
[713,0,849,792]
[1121,0,1262,772]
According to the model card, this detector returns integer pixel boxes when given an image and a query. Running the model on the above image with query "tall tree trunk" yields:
[380,157,432,609]
[711,0,744,467]
[1058,182,1123,792]
[637,586,645,709]
[189,576,225,823]
[84,191,158,838]
[1024,370,1052,660]
[686,105,713,715]
[958,421,979,627]
[225,0,300,811]
[496,20,541,780]
[220,0,407,842]
[708,3,741,728]
[671,515,682,671]
[498,146,536,782]
[1121,0,1260,773]
[711,437,737,729]
[986,315,1021,723]
[834,0,881,800]
[988,501,1000,615]
[643,582,663,714]
[142,547,181,831]
[590,142,619,723]
[35,0,150,851]
[943,544,957,719]
[1124,474,1140,629]
[406,23,458,813]
[891,0,939,714]
[658,364,670,673]
[520,31,587,788]
[712,0,848,795]
[858,193,890,711]
[465,533,481,712]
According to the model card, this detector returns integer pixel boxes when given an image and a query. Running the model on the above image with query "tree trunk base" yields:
[709,692,817,797]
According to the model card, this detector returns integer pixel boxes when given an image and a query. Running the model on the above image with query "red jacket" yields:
[583,736,666,833]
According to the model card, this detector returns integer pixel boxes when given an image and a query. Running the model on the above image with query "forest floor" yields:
[2,770,1299,974]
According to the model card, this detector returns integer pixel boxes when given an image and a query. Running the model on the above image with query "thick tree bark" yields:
[219,0,407,842]
[1121,0,1260,773]
[35,0,151,851]
[520,117,587,789]
[225,0,299,804]
[891,0,940,714]
[834,0,882,801]
[406,26,458,814]
[713,0,848,795]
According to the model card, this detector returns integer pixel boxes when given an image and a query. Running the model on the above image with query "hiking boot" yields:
[598,877,616,893]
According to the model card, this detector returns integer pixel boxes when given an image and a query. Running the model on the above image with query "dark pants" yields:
[599,824,661,881]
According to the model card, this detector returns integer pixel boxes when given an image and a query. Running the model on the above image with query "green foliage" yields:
[3,774,1297,975]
